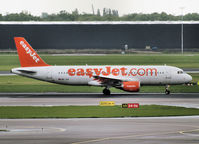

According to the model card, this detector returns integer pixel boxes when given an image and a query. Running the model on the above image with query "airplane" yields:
[11,37,192,95]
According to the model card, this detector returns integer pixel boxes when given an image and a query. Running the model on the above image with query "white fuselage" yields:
[12,65,192,86]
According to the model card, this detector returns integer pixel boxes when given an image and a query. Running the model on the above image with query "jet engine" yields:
[121,81,140,92]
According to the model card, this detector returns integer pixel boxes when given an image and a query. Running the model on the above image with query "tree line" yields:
[0,8,199,21]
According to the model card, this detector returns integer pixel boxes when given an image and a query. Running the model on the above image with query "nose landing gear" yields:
[165,85,170,95]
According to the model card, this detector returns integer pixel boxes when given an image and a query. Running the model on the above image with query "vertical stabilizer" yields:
[14,37,50,67]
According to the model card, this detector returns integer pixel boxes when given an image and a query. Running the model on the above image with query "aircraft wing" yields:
[93,75,136,82]
[88,75,138,87]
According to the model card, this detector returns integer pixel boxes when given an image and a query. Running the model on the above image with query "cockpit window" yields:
[177,71,183,74]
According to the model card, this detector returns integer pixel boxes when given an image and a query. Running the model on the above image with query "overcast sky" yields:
[1,0,198,16]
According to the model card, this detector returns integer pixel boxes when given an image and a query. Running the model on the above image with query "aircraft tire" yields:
[165,90,170,95]
[103,88,111,95]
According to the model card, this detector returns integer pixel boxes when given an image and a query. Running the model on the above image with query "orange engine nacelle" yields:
[122,81,140,92]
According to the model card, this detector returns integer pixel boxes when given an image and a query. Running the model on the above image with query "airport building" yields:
[0,21,199,51]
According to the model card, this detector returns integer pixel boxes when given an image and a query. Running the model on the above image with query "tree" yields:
[1,10,199,21]
[112,10,119,17]
[184,13,199,21]
[72,9,79,15]
[41,12,48,19]
[103,8,107,16]
[0,14,3,21]
[3,11,40,21]
[72,9,79,20]
[108,9,112,15]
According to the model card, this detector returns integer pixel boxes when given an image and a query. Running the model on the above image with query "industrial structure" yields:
[0,21,199,51]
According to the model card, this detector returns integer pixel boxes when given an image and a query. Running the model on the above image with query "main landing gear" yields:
[165,85,170,95]
[103,88,111,95]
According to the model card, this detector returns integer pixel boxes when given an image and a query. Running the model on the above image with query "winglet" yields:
[14,37,50,67]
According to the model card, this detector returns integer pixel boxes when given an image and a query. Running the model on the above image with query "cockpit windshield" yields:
[177,71,183,74]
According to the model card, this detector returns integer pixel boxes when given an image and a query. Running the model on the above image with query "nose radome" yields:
[186,74,192,82]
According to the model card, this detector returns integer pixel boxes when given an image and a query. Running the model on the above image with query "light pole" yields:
[180,7,184,54]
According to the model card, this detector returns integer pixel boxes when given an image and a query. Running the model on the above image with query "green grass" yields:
[0,105,199,119]
[0,74,198,93]
[0,130,9,132]
[1,54,199,71]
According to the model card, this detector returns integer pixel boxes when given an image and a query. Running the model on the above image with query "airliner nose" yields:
[185,74,192,83]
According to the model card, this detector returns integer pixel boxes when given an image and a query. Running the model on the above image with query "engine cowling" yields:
[122,81,140,92]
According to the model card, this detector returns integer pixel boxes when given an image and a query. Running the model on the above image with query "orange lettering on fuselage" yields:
[94,68,102,76]
[102,67,111,76]
[137,68,145,76]
[67,67,157,77]
[130,68,137,76]
[112,68,119,76]
[68,68,76,76]
[86,68,93,78]
[77,68,85,76]
[146,68,157,76]
[120,67,127,76]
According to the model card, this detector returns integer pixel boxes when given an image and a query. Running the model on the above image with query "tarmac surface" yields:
[0,93,199,144]
[0,117,199,144]
[0,71,15,76]
[0,93,199,108]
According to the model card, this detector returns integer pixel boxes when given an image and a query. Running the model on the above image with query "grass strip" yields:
[0,105,199,119]
[0,130,9,132]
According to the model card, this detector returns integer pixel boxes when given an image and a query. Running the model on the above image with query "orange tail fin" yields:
[14,37,50,67]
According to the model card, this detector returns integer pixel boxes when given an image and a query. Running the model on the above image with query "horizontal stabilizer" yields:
[17,69,36,75]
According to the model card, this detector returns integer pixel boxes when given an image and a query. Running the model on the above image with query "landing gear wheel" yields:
[103,88,111,95]
[165,85,170,95]
[165,90,170,95]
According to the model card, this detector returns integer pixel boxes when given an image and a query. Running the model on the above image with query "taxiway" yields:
[0,93,198,108]
[0,117,199,144]
[0,93,199,144]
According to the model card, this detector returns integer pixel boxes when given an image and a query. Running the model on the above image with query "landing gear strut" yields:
[165,85,170,95]
[103,88,111,95]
